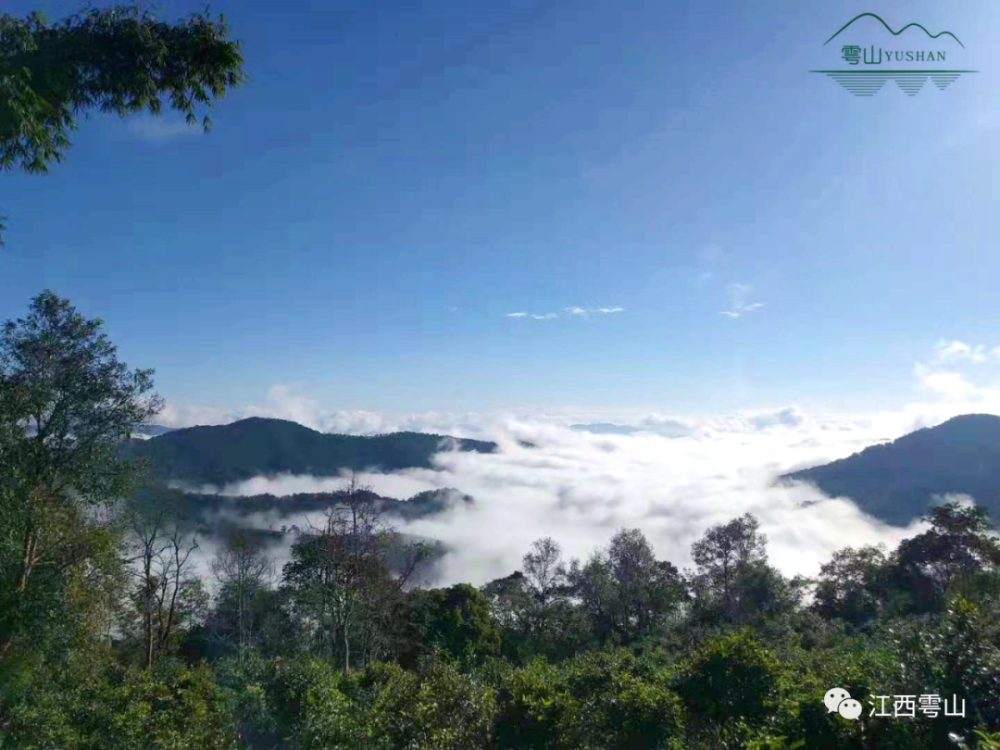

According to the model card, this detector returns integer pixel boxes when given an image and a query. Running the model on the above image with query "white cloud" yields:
[156,338,1000,590]
[917,369,981,401]
[509,307,624,320]
[155,386,499,437]
[931,340,1000,365]
[900,340,1000,420]
[156,330,1000,441]
[720,303,764,319]
[156,403,233,428]
[397,423,925,585]
[720,283,764,319]
[163,336,1000,587]
[719,303,764,319]
[746,406,807,430]
[203,415,925,587]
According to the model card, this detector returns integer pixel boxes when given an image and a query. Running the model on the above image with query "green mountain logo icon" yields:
[824,13,964,48]
[811,13,976,97]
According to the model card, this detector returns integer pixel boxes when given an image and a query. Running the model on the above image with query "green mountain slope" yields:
[782,414,1000,524]
[124,416,496,485]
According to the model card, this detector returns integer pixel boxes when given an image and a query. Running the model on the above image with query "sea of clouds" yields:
[168,340,1000,587]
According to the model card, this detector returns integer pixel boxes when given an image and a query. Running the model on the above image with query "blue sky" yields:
[2,0,998,418]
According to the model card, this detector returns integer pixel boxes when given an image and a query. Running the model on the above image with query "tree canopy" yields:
[0,4,246,244]
[4,290,1000,749]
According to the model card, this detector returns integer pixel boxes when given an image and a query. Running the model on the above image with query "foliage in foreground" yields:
[0,4,246,245]
[2,291,1000,750]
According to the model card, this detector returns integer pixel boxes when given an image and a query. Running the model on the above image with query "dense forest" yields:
[3,295,1000,750]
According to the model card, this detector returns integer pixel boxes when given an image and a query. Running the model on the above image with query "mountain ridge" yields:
[782,413,1000,524]
[124,416,497,485]
[824,13,965,47]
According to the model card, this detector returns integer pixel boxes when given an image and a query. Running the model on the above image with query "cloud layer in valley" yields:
[193,416,924,588]
[163,339,1000,587]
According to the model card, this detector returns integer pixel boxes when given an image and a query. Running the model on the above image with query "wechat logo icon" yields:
[824,687,862,720]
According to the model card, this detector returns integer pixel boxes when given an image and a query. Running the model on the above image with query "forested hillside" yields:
[141,484,475,526]
[124,417,496,485]
[784,414,1000,524]
[3,293,1000,750]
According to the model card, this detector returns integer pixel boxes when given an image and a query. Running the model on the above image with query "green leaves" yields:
[399,584,501,668]
[1,290,163,502]
[0,5,245,171]
[490,650,685,750]
[0,4,247,246]
[268,656,498,750]
[677,630,785,728]
[0,659,240,749]
[0,290,161,658]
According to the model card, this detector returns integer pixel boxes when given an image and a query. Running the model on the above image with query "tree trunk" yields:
[342,621,351,675]
[17,527,37,593]
[145,593,154,670]
[1,527,39,660]
[144,575,156,670]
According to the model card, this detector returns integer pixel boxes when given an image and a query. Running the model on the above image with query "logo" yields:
[824,687,862,720]
[824,687,967,721]
[810,13,977,97]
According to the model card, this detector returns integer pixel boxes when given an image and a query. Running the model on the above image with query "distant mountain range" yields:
[782,414,1000,524]
[124,417,496,485]
[126,413,1000,529]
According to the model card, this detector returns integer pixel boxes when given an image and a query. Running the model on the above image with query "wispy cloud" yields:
[720,283,764,319]
[509,306,625,321]
[932,340,1000,365]
[720,302,765,319]
[126,116,200,142]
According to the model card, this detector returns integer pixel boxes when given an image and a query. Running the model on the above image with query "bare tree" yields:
[211,530,273,663]
[283,474,424,673]
[129,505,203,669]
